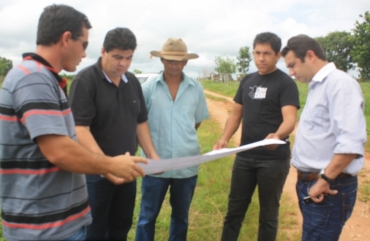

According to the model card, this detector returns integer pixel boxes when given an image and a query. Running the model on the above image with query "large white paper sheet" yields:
[137,139,285,175]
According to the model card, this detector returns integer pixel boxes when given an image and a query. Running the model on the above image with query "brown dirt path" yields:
[205,89,370,241]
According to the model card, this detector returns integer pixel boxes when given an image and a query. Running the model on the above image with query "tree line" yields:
[0,57,13,78]
[214,11,370,80]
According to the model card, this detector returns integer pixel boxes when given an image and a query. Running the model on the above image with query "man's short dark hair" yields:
[253,32,281,54]
[37,4,92,46]
[103,28,137,52]
[281,34,327,62]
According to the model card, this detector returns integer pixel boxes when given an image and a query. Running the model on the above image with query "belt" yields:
[297,171,352,182]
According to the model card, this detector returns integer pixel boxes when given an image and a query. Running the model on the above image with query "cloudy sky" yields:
[1,0,369,78]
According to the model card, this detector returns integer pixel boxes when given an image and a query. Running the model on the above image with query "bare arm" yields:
[137,122,160,160]
[75,126,127,184]
[213,102,243,150]
[265,105,298,150]
[75,126,104,155]
[308,153,357,203]
[36,134,147,182]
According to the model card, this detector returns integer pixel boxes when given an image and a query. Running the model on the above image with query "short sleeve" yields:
[136,83,148,124]
[195,83,209,123]
[234,76,246,105]
[13,73,70,140]
[279,78,300,109]
[68,76,97,126]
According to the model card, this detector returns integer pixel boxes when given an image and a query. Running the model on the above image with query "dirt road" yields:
[205,89,370,241]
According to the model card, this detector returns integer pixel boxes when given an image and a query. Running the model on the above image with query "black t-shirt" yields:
[234,69,299,160]
[68,58,148,156]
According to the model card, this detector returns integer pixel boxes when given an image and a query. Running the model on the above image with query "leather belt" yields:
[297,171,352,182]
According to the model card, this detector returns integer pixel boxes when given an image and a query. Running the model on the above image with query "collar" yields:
[102,70,128,84]
[22,53,68,96]
[312,62,336,83]
[96,58,128,84]
[156,72,194,86]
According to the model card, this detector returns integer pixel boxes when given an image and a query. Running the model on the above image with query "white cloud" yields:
[1,0,369,78]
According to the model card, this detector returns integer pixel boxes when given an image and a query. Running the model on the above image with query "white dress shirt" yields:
[292,63,367,175]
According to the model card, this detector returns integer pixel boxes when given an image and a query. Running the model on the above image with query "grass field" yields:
[200,79,370,222]
[201,79,370,150]
[128,118,300,240]
[0,78,368,240]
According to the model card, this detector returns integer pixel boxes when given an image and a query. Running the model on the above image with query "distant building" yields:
[211,73,233,82]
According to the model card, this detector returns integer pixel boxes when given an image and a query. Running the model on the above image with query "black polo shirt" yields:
[69,58,148,156]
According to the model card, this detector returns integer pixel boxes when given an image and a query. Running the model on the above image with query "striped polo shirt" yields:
[0,58,92,240]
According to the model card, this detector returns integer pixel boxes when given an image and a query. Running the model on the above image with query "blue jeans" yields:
[222,156,290,241]
[63,226,86,240]
[297,174,357,241]
[135,175,198,241]
[85,175,136,240]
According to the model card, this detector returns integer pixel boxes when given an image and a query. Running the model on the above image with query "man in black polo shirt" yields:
[214,32,300,241]
[69,27,159,240]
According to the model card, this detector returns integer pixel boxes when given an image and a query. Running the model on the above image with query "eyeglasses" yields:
[76,37,89,50]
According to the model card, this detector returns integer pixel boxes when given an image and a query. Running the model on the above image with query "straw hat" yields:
[150,38,198,61]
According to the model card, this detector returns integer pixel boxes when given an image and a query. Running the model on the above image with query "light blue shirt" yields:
[292,63,367,175]
[141,73,209,178]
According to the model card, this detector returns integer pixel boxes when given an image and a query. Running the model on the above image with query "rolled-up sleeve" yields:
[329,77,367,157]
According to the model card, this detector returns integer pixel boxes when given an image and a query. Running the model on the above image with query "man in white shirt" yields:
[282,34,367,241]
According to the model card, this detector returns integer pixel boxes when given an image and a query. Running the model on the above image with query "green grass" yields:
[200,80,240,98]
[128,118,300,240]
[201,80,370,205]
[201,79,370,152]
[359,180,370,202]
[294,82,309,118]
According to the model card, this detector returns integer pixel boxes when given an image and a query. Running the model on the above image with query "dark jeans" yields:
[222,156,290,241]
[85,175,136,240]
[63,226,86,240]
[135,175,198,241]
[297,174,357,241]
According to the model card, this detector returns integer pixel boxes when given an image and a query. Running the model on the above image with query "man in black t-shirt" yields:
[214,32,300,241]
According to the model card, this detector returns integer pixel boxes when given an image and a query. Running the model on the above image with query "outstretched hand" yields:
[109,152,147,183]
[104,173,126,185]
[213,139,228,150]
[264,133,280,150]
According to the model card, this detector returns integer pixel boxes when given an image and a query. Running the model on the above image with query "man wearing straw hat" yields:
[135,38,209,241]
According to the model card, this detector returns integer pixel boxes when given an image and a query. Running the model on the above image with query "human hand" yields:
[149,153,163,175]
[308,179,338,203]
[213,139,228,150]
[104,173,126,185]
[264,133,280,150]
[109,152,147,182]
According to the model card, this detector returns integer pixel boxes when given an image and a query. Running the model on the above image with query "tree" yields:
[236,46,251,76]
[315,31,354,72]
[214,55,236,74]
[0,56,13,76]
[351,11,370,80]
[133,69,142,74]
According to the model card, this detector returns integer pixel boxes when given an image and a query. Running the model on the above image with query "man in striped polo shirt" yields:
[0,4,147,241]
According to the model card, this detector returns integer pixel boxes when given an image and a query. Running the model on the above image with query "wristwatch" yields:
[319,169,334,183]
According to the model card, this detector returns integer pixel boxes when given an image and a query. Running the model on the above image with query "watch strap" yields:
[319,169,334,183]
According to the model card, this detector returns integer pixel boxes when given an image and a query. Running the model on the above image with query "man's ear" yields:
[275,51,282,62]
[60,31,72,48]
[305,50,316,62]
